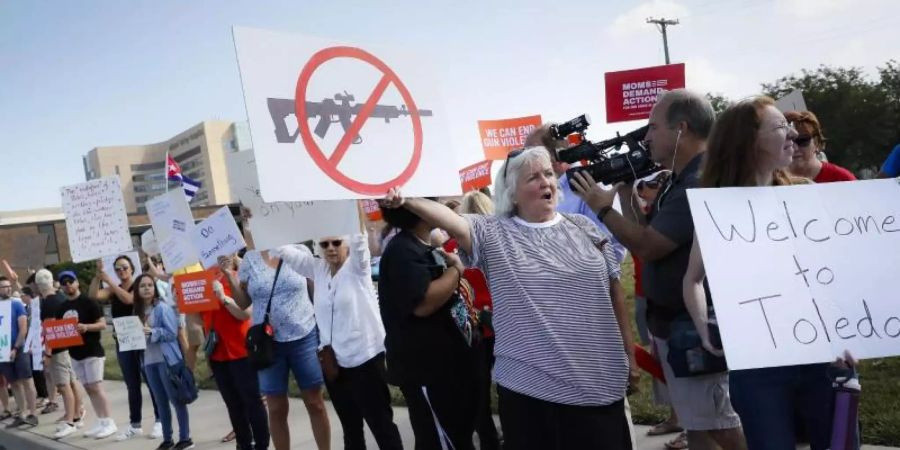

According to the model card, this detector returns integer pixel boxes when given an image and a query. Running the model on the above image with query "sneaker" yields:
[115,424,143,441]
[74,416,85,429]
[155,441,176,450]
[24,415,38,427]
[5,416,27,429]
[150,421,163,439]
[54,422,77,439]
[40,402,59,415]
[94,418,118,439]
[173,439,195,450]
[83,421,103,438]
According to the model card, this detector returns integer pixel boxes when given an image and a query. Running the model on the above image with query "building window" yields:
[132,172,166,183]
[131,161,166,172]
[174,146,202,163]
[37,224,60,265]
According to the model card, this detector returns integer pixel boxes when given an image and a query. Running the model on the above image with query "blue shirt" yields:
[239,250,316,343]
[144,300,182,367]
[881,144,900,177]
[556,174,627,263]
[2,299,27,350]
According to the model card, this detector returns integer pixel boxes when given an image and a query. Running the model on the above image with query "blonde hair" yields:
[35,269,54,293]
[460,191,494,216]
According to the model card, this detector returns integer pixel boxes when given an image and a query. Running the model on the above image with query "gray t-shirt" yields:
[643,154,703,338]
[461,213,628,407]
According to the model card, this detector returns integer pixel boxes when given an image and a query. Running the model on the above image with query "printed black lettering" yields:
[792,255,811,288]
[835,218,855,236]
[816,267,835,285]
[739,294,782,348]
[883,215,900,232]
[783,201,799,238]
[802,218,830,243]
[704,200,757,242]
[885,317,900,338]
[857,299,882,339]
[793,319,818,345]
[835,318,856,339]
[811,298,831,343]
[766,221,788,241]
[854,215,881,234]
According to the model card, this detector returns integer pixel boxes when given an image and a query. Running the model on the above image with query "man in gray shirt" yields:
[570,89,746,450]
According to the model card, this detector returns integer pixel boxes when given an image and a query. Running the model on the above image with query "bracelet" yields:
[597,205,614,222]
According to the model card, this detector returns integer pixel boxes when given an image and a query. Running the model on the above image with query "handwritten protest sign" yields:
[477,115,542,160]
[43,318,84,350]
[459,160,493,193]
[147,190,199,271]
[191,207,246,269]
[226,150,360,250]
[360,199,383,222]
[174,269,220,313]
[141,229,160,256]
[233,26,461,202]
[0,302,10,362]
[687,180,900,370]
[60,177,132,263]
[102,251,142,286]
[112,316,147,352]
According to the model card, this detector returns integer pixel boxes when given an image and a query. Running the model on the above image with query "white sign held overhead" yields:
[775,89,808,113]
[146,190,199,271]
[687,180,900,370]
[232,26,461,202]
[60,177,133,263]
[112,316,147,352]
[141,229,160,256]
[191,207,246,269]
[225,150,360,251]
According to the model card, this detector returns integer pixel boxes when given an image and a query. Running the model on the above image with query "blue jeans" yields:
[145,362,191,443]
[117,349,159,427]
[257,329,324,396]
[730,363,833,450]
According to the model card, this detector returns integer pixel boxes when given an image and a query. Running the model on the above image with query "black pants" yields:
[32,370,49,399]
[117,348,159,427]
[325,353,403,450]
[400,375,476,450]
[474,338,499,450]
[210,357,270,450]
[498,386,632,450]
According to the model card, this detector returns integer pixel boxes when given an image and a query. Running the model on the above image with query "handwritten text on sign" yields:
[112,316,147,352]
[687,180,900,370]
[0,302,10,362]
[191,206,246,269]
[60,177,132,263]
[174,269,220,314]
[478,115,542,160]
[43,318,84,350]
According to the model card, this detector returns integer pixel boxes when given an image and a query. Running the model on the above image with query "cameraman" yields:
[571,89,745,450]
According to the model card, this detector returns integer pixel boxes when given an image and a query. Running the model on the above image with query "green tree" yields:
[762,62,900,174]
[706,92,731,116]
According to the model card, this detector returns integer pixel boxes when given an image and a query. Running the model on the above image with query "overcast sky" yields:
[2,0,897,211]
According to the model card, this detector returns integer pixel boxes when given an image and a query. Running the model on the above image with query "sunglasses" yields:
[60,278,77,286]
[502,148,526,180]
[318,240,344,249]
[114,266,130,272]
[794,136,814,148]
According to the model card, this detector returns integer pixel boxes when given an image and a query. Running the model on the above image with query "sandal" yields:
[0,410,12,421]
[221,430,236,443]
[665,431,689,450]
[647,420,684,436]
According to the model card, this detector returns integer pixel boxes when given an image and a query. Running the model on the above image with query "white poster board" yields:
[60,177,133,263]
[102,250,143,286]
[146,190,199,271]
[112,316,147,352]
[191,206,247,269]
[233,26,461,202]
[775,89,808,113]
[687,180,900,370]
[141,229,160,256]
[0,301,11,362]
[226,150,360,251]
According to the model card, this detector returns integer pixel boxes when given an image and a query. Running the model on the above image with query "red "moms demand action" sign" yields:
[604,63,685,123]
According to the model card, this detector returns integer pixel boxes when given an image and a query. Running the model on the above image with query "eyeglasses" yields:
[0,285,11,290]
[318,240,343,249]
[794,136,814,148]
[502,148,526,180]
[60,278,77,286]
[114,266,130,272]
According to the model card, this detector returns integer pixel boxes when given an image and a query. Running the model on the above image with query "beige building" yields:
[83,121,249,214]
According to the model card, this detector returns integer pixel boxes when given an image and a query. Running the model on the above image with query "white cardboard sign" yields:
[775,89,808,113]
[226,150,360,251]
[112,316,147,352]
[191,206,247,269]
[233,26,461,202]
[687,180,900,370]
[0,302,11,363]
[141,229,160,256]
[146,190,199,271]
[60,177,133,263]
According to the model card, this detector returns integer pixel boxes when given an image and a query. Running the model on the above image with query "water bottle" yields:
[830,368,861,450]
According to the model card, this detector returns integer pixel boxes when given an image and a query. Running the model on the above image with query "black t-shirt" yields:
[55,293,105,360]
[110,290,133,318]
[377,230,471,386]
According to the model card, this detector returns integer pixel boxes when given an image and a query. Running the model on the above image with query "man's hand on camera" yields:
[570,170,620,214]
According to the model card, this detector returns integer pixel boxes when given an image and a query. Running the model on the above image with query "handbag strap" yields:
[263,259,284,325]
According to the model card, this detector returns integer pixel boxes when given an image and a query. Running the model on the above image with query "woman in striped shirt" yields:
[381,146,638,450]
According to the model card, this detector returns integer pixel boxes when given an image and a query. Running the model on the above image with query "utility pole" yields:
[646,17,679,64]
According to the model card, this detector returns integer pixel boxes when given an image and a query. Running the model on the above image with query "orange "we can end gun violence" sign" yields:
[478,115,543,160]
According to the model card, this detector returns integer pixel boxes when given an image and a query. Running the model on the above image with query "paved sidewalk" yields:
[0,380,895,449]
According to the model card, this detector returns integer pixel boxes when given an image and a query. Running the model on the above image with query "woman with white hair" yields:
[270,220,403,450]
[381,146,638,449]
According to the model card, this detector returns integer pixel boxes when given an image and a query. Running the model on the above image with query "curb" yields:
[0,427,78,450]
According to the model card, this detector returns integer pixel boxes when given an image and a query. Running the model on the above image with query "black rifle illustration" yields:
[267,92,433,144]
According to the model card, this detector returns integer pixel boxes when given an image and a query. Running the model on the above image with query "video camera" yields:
[549,115,661,185]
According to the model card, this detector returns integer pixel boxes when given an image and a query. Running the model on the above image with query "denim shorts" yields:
[257,329,323,395]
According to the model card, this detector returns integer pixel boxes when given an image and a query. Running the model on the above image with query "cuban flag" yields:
[166,153,201,203]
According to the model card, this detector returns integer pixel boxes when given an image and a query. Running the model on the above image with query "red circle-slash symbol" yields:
[295,46,423,194]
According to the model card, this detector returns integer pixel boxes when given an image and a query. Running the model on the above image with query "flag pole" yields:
[165,151,169,194]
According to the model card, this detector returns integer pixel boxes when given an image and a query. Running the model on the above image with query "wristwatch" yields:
[597,205,614,222]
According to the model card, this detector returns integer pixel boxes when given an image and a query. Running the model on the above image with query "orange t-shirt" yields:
[202,270,250,362]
